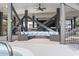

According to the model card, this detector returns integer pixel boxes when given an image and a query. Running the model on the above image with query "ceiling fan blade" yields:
[34,4,46,11]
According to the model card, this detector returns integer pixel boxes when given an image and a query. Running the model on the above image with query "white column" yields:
[7,3,12,42]
[0,3,3,12]
[60,3,65,44]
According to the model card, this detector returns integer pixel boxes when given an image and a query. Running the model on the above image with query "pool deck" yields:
[0,36,60,56]
[1,36,79,56]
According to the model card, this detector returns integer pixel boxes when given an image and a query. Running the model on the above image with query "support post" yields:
[56,8,60,41]
[25,10,28,31]
[7,3,12,42]
[32,15,36,28]
[71,19,73,30]
[32,16,35,28]
[36,18,39,29]
[0,12,3,36]
[73,17,76,28]
[56,8,60,32]
[0,4,3,36]
[21,19,23,31]
[12,16,16,35]
[21,15,25,31]
[60,3,65,44]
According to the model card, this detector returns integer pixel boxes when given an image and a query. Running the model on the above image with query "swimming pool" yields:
[0,45,33,56]
[0,50,22,56]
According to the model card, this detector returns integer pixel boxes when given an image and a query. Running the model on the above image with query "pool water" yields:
[0,44,22,56]
[0,50,22,56]
[0,44,34,56]
[13,51,22,56]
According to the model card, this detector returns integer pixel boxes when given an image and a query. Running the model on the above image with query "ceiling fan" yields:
[35,4,46,11]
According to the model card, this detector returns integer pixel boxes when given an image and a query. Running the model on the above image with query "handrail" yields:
[37,15,56,30]
[26,16,53,31]
[43,15,56,25]
[11,4,55,32]
[0,41,13,56]
[65,28,79,38]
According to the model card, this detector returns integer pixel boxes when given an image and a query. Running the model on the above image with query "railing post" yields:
[25,10,28,31]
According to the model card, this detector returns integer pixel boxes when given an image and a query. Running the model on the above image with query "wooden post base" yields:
[49,35,59,41]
